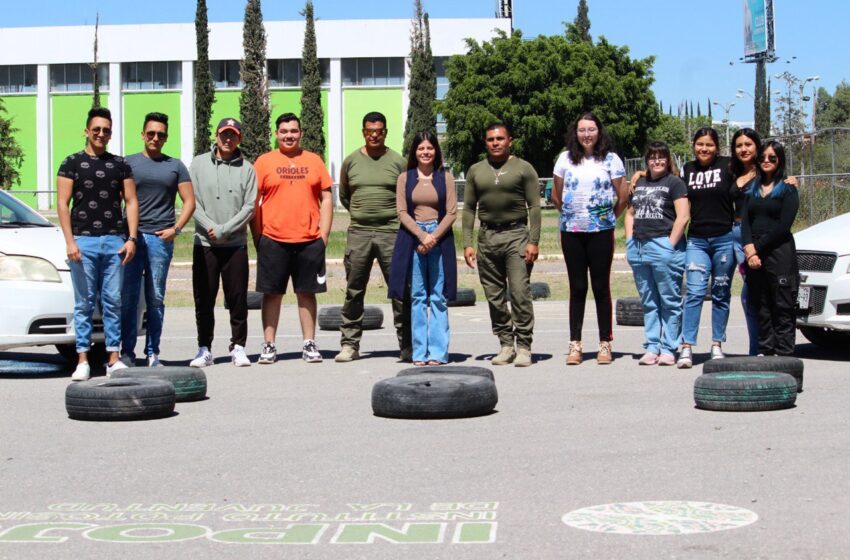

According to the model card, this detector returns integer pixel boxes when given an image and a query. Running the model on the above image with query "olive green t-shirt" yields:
[339,148,406,231]
[462,156,541,247]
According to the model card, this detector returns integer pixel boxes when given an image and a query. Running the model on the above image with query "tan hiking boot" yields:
[491,346,516,365]
[334,345,360,363]
[566,341,583,365]
[514,347,532,367]
[597,340,613,364]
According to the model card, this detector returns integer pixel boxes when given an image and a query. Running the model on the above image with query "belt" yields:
[480,219,527,232]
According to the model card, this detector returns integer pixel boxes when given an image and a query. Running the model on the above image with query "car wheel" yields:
[318,305,383,331]
[111,366,207,402]
[798,326,850,350]
[372,373,498,419]
[56,343,79,363]
[65,378,176,421]
[616,297,644,326]
[693,372,797,412]
[397,365,495,381]
[447,288,476,307]
[702,356,804,392]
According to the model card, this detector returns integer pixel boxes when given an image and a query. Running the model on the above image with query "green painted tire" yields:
[694,372,797,412]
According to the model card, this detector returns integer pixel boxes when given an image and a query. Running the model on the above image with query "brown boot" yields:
[597,340,613,364]
[566,341,582,365]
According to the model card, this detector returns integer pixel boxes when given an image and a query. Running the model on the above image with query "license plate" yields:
[798,286,811,310]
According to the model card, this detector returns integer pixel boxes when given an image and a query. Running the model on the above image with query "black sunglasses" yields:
[145,131,168,140]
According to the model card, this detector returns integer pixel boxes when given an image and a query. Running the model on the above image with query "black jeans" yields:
[745,239,798,356]
[560,230,615,342]
[192,245,249,350]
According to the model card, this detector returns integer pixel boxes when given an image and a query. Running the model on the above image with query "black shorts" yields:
[256,235,327,294]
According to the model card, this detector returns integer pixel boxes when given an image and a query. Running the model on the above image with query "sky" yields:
[4,0,846,125]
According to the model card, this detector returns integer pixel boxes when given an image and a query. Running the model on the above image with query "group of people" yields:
[58,105,799,381]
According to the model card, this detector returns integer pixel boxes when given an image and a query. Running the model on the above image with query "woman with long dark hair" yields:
[741,141,799,355]
[388,131,457,365]
[625,141,690,365]
[676,127,737,368]
[552,112,627,365]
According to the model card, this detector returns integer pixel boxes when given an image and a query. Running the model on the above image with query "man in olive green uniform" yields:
[463,123,541,367]
[335,112,412,362]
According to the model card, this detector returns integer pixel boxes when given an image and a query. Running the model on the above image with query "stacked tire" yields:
[694,356,804,412]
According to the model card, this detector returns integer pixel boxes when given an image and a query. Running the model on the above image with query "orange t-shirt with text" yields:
[253,149,333,243]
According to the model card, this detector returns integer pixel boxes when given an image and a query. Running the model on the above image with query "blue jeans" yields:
[121,232,174,359]
[626,236,686,355]
[732,222,760,355]
[410,220,450,363]
[68,235,125,354]
[682,231,736,345]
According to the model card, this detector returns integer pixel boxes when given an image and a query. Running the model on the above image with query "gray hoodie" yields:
[189,147,257,247]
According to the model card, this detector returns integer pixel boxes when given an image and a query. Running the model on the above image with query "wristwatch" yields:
[127,236,137,243]
[174,226,182,236]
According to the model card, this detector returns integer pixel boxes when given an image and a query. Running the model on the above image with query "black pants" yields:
[745,239,798,356]
[192,245,249,350]
[561,230,614,341]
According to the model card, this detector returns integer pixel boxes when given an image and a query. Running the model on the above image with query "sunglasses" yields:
[90,127,112,136]
[145,131,168,140]
[362,128,386,137]
[760,155,778,163]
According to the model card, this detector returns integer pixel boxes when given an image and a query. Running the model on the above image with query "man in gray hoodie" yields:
[188,118,257,368]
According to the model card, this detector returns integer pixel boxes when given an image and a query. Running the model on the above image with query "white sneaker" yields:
[71,362,90,382]
[230,344,251,367]
[105,359,128,377]
[147,354,163,368]
[710,345,726,360]
[258,342,277,364]
[302,340,322,363]
[190,346,213,368]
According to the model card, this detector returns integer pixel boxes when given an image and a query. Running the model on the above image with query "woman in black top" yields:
[741,141,799,356]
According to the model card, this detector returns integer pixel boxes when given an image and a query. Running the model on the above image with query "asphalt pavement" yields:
[1,299,849,559]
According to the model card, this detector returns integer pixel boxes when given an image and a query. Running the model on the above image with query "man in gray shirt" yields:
[121,112,195,367]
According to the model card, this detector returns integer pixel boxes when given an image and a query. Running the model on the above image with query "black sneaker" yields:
[258,342,277,364]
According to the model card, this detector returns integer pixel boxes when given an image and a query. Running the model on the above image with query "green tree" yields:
[0,99,23,190]
[299,1,325,159]
[194,0,216,155]
[440,29,659,175]
[647,112,711,161]
[90,14,101,108]
[402,0,437,154]
[565,0,591,44]
[815,81,850,129]
[239,0,270,161]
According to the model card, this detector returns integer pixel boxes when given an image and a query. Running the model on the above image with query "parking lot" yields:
[1,299,849,559]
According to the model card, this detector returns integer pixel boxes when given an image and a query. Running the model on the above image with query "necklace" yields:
[488,160,508,185]
[760,181,774,197]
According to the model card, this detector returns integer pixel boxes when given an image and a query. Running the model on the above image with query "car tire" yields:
[798,326,850,350]
[111,366,207,402]
[318,305,384,331]
[397,365,495,381]
[530,282,551,300]
[693,372,797,412]
[447,288,476,307]
[702,356,804,392]
[616,297,644,326]
[56,344,79,363]
[372,373,498,419]
[65,378,176,421]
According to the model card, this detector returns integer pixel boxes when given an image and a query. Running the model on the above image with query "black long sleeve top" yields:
[741,181,799,254]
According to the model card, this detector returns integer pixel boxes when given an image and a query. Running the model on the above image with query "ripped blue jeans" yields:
[681,231,736,346]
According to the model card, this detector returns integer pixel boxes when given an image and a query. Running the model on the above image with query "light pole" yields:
[799,75,819,131]
[712,100,736,155]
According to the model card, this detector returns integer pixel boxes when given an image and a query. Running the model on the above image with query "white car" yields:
[794,212,850,348]
[0,190,144,361]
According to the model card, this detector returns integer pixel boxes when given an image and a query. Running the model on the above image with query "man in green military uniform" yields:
[335,112,412,362]
[462,123,541,367]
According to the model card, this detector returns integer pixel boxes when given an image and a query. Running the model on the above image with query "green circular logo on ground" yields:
[561,501,758,535]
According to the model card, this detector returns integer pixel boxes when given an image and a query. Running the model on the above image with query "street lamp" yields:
[712,100,736,155]
[800,76,820,131]
[736,89,754,100]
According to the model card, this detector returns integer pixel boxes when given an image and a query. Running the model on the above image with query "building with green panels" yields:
[0,17,510,209]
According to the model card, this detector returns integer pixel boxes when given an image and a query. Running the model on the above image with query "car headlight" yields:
[0,254,61,282]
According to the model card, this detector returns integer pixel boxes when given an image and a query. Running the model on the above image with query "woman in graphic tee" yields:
[741,141,799,356]
[676,128,737,368]
[625,142,690,365]
[552,112,628,366]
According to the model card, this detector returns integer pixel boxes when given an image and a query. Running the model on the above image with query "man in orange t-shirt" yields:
[252,113,333,364]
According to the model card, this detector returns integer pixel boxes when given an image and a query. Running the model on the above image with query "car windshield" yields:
[0,192,52,228]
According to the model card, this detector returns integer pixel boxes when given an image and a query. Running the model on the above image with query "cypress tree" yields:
[90,14,101,108]
[0,99,23,190]
[565,0,591,44]
[697,102,702,117]
[402,1,437,154]
[239,0,270,162]
[300,1,325,159]
[194,0,216,155]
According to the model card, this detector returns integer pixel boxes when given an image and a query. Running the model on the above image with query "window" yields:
[50,63,108,93]
[0,65,37,93]
[267,59,330,88]
[210,60,242,89]
[121,62,181,90]
[341,58,404,86]
[434,57,450,134]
